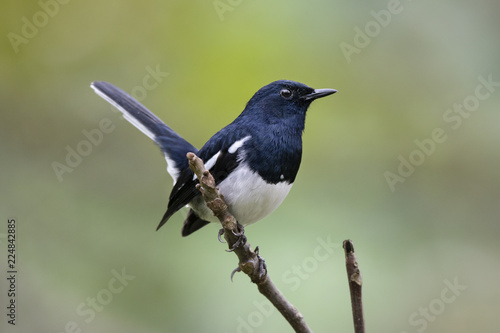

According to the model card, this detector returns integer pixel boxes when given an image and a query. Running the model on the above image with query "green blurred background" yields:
[1,0,499,332]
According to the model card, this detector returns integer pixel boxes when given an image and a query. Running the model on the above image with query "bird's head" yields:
[242,80,336,124]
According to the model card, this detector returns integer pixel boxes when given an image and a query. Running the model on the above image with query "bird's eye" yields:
[280,89,292,99]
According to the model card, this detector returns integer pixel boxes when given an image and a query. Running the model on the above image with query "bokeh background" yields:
[1,0,499,332]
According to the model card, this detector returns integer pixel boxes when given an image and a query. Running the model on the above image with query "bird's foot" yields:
[230,246,267,282]
[226,222,246,252]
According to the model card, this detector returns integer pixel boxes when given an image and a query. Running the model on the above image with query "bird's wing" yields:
[90,81,197,181]
[156,132,252,230]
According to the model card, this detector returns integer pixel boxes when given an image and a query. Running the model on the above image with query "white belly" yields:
[191,164,293,225]
[220,164,293,225]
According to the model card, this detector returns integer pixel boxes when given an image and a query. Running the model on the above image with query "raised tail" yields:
[90,81,197,181]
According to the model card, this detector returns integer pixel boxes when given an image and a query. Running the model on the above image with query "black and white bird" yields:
[91,80,336,236]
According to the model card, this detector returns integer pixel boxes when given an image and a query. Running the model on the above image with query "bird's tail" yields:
[90,81,197,181]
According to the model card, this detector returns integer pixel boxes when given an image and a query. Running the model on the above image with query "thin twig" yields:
[343,239,365,333]
[187,152,312,333]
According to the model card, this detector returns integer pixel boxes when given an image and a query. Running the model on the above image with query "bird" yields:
[90,80,336,236]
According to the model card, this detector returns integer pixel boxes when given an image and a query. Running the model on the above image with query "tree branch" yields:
[343,239,365,333]
[187,152,312,333]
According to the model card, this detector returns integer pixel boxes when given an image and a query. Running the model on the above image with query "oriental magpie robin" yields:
[90,80,336,236]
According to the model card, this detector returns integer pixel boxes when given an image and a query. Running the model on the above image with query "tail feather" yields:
[180,209,210,236]
[91,81,197,181]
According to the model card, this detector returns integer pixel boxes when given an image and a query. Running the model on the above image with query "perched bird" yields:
[91,80,336,236]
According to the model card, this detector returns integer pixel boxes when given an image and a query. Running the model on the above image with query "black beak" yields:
[302,88,337,101]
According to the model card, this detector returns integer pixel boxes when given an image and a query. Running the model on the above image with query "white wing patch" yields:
[191,136,251,181]
[204,151,221,171]
[192,151,221,180]
[229,136,251,154]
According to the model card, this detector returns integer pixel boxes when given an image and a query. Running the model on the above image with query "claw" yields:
[225,222,247,252]
[218,228,226,243]
[230,266,241,281]
[226,233,247,252]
